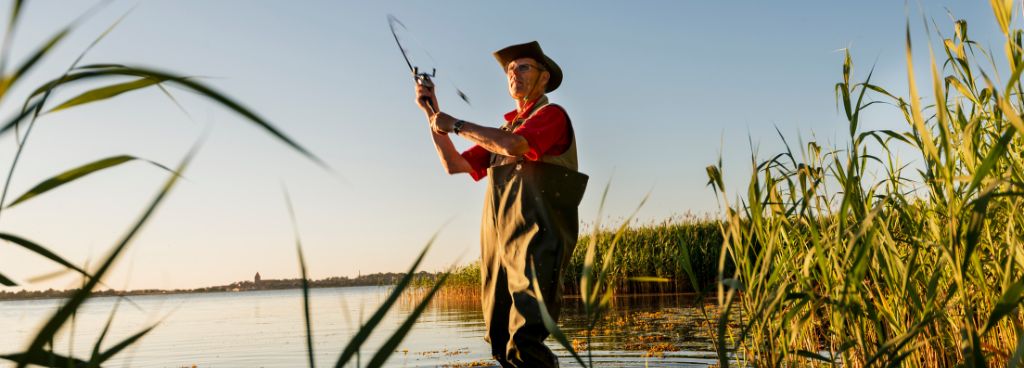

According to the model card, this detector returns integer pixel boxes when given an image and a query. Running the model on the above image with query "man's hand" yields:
[415,83,439,117]
[430,112,457,134]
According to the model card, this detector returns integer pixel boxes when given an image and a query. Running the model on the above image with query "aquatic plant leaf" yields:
[716,287,736,368]
[946,76,980,104]
[75,63,126,70]
[0,271,15,286]
[22,66,331,171]
[966,323,987,367]
[530,259,587,368]
[989,0,1013,35]
[7,155,175,208]
[966,128,1014,195]
[705,165,724,192]
[580,179,611,314]
[1,352,87,367]
[48,77,168,113]
[298,244,315,368]
[17,140,198,368]
[86,300,121,368]
[92,323,157,364]
[0,28,69,99]
[0,232,88,277]
[334,237,436,367]
[283,187,316,368]
[628,276,670,283]
[0,0,26,78]
[904,22,940,163]
[678,244,701,293]
[1008,323,1024,368]
[0,98,43,138]
[983,279,1024,333]
[365,273,449,368]
[796,350,833,363]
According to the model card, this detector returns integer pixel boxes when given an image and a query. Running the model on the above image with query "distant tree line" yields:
[0,271,437,301]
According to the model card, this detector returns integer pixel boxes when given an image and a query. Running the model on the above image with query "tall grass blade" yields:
[298,245,314,368]
[984,279,1024,333]
[0,29,69,99]
[0,98,43,137]
[580,179,611,316]
[1008,323,1024,368]
[0,0,25,78]
[85,300,121,368]
[283,187,316,368]
[0,6,123,226]
[905,22,940,163]
[627,276,670,283]
[679,244,700,293]
[0,233,88,277]
[47,77,168,113]
[15,140,198,368]
[90,323,157,364]
[0,271,15,286]
[530,259,587,368]
[795,350,833,364]
[966,128,1014,195]
[1,352,86,367]
[6,155,175,208]
[365,273,449,368]
[334,237,436,367]
[24,66,331,171]
[990,0,1013,35]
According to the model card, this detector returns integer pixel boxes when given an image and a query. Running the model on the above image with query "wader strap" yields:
[491,96,550,167]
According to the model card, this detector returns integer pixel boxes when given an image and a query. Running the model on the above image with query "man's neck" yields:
[516,94,546,113]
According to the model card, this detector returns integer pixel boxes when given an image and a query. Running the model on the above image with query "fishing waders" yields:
[479,101,587,368]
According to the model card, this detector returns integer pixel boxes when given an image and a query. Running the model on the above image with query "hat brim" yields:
[493,41,562,93]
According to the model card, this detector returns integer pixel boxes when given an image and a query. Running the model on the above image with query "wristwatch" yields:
[452,119,466,134]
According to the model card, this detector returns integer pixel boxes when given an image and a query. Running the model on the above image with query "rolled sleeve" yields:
[460,145,490,181]
[511,106,569,161]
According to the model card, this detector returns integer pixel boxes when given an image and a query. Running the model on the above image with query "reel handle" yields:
[416,73,437,115]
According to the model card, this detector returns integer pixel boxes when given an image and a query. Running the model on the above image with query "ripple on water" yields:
[0,287,724,367]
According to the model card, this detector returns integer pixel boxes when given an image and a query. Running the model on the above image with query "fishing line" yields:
[387,14,471,114]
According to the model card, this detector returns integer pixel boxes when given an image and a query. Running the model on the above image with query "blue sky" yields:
[0,1,1007,290]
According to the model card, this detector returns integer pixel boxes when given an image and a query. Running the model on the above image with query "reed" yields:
[565,216,725,295]
[0,2,445,367]
[420,216,726,301]
[707,3,1024,366]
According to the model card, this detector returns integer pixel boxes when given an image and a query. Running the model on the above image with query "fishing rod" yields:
[387,14,469,116]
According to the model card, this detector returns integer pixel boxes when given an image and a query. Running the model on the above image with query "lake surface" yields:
[0,286,720,367]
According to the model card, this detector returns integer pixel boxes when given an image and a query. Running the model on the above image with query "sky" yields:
[0,1,1009,291]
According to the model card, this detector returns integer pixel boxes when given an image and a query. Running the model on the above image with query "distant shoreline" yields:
[0,271,436,302]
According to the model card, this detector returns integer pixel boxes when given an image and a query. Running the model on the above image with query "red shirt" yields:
[460,102,571,181]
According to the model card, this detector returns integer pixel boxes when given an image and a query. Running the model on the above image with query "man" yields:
[414,41,588,367]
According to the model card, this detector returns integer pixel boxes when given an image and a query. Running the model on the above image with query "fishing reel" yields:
[389,14,468,115]
[414,66,438,114]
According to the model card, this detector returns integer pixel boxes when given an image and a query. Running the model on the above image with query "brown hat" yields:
[493,41,562,93]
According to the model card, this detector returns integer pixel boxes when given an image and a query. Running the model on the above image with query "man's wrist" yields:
[452,119,466,135]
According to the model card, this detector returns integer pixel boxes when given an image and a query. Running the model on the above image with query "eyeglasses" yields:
[506,63,545,75]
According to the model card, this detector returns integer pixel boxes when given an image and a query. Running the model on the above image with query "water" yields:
[0,286,719,367]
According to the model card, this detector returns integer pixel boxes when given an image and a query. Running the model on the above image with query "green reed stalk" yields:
[707,3,1024,366]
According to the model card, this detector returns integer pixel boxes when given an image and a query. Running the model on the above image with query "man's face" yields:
[506,57,549,100]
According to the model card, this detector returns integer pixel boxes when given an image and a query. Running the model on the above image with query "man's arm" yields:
[415,83,475,175]
[429,129,474,175]
[431,113,529,157]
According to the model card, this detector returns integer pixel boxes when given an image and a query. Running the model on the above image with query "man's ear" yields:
[540,70,551,88]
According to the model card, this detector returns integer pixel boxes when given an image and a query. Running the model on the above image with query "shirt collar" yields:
[504,96,549,123]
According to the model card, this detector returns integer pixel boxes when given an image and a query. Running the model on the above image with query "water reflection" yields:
[0,287,720,367]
